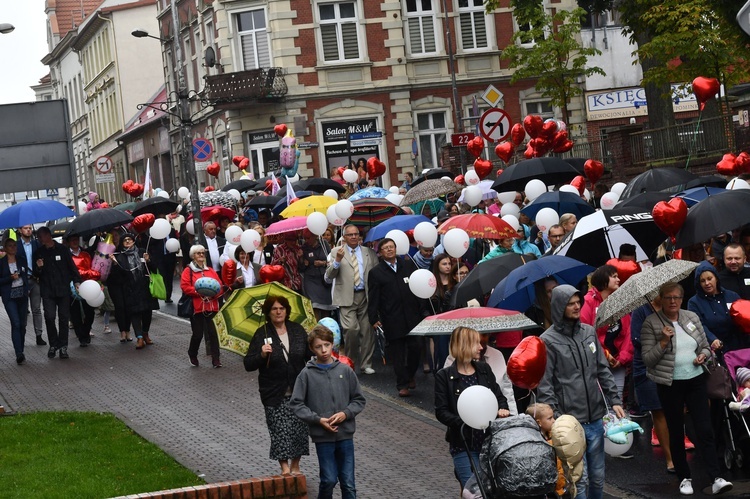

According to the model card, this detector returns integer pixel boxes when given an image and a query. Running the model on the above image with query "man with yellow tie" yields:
[325,224,379,374]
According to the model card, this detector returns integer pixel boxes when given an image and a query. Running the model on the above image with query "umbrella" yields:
[594,259,699,328]
[438,213,518,240]
[491,157,580,193]
[409,307,538,336]
[458,180,497,202]
[674,190,750,249]
[222,178,258,192]
[193,206,236,224]
[272,191,315,215]
[363,214,432,242]
[400,178,461,206]
[65,208,133,237]
[411,168,453,188]
[131,197,179,217]
[198,190,237,210]
[49,220,71,238]
[561,157,587,175]
[246,195,283,210]
[450,253,536,308]
[487,255,595,312]
[521,191,595,220]
[684,175,727,190]
[349,198,403,227]
[673,186,726,207]
[614,191,672,210]
[266,216,307,236]
[114,202,137,212]
[410,198,445,217]
[348,187,390,201]
[280,195,336,218]
[0,199,75,230]
[295,178,346,194]
[619,167,698,199]
[553,207,666,267]
[213,282,317,355]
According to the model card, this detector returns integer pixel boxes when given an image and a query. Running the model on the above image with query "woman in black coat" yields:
[0,238,30,363]
[244,295,312,476]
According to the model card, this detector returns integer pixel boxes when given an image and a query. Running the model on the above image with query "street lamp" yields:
[0,23,15,34]
[131,3,204,244]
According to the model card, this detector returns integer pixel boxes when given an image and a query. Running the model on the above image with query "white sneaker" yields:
[679,478,693,495]
[361,367,375,375]
[712,477,733,495]
[729,401,742,411]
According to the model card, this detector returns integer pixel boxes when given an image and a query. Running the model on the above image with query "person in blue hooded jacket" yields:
[687,261,745,352]
[479,224,541,263]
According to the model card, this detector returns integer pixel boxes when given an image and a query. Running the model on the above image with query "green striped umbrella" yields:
[214,282,317,356]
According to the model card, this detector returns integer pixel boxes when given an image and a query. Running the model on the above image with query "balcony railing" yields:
[629,115,731,164]
[204,68,287,105]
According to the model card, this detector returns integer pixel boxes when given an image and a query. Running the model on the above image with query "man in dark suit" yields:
[203,221,226,273]
[719,244,750,299]
[368,238,428,397]
[16,225,46,345]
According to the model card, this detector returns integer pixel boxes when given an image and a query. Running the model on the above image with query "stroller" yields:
[715,348,750,469]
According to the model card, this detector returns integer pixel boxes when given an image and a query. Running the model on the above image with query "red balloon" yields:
[523,143,536,159]
[405,229,415,244]
[554,140,575,154]
[692,77,720,111]
[366,157,386,179]
[100,202,109,208]
[454,174,465,185]
[652,197,688,242]
[274,124,288,137]
[606,258,641,284]
[260,264,285,283]
[206,162,221,177]
[523,115,543,139]
[717,153,739,176]
[737,152,750,174]
[541,119,558,139]
[232,156,244,167]
[336,167,346,178]
[510,123,526,146]
[129,183,144,197]
[507,336,547,390]
[332,351,355,370]
[570,175,586,196]
[122,179,134,194]
[584,159,604,185]
[530,137,551,157]
[730,300,750,332]
[204,186,215,192]
[221,259,237,287]
[132,213,155,233]
[551,130,569,151]
[473,158,493,179]
[467,136,485,158]
[495,142,514,163]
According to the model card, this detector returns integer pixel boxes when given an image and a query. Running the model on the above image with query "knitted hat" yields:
[737,367,750,387]
[88,191,98,202]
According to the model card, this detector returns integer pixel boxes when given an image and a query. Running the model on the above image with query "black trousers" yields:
[42,295,70,349]
[157,257,177,300]
[69,298,94,344]
[108,284,130,332]
[387,336,421,390]
[130,309,153,337]
[189,312,219,359]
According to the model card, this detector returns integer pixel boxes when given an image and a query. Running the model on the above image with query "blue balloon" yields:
[318,317,341,351]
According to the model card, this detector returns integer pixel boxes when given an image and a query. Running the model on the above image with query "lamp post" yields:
[441,0,466,174]
[0,23,15,34]
[132,1,203,244]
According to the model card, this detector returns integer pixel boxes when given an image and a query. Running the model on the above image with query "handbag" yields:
[149,271,167,300]
[176,268,194,318]
[704,357,733,400]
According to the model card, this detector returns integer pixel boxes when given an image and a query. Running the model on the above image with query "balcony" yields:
[204,68,287,106]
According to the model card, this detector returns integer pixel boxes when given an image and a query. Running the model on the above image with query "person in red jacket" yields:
[67,235,100,347]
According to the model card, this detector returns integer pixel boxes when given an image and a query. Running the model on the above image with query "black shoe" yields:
[80,342,88,348]
[165,299,173,304]
[59,347,69,359]
[47,346,57,358]
[36,336,47,346]
[189,355,199,367]
[16,354,25,364]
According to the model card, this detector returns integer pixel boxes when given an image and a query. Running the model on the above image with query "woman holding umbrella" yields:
[181,245,223,368]
[244,296,312,476]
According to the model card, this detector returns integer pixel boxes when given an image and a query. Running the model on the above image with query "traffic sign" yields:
[192,138,213,161]
[95,156,113,174]
[451,132,475,147]
[481,85,504,108]
[479,108,512,143]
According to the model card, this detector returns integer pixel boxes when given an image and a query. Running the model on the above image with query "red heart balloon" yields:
[132,213,155,233]
[737,152,750,174]
[204,186,215,192]
[122,180,134,194]
[473,158,493,179]
[238,157,250,171]
[332,351,355,370]
[366,157,386,179]
[541,119,558,139]
[570,175,586,196]
[551,130,569,151]
[523,115,543,139]
[466,136,485,158]
[274,124,288,137]
[523,143,536,159]
[454,174,465,186]
[221,259,237,287]
[555,140,575,154]
[652,197,688,241]
[232,156,244,167]
[692,77,720,111]
[130,183,144,197]
[584,159,604,185]
[510,123,526,146]
[606,258,641,285]
[260,264,285,284]
[530,137,551,156]
[495,142,514,163]
[730,299,750,332]
[507,336,547,390]
[717,153,739,176]
[206,162,221,177]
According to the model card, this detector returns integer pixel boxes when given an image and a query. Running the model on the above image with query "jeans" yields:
[4,295,28,356]
[452,450,480,490]
[575,419,605,499]
[316,439,356,499]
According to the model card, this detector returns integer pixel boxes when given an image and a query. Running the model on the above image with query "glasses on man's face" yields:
[345,233,359,238]
[662,295,683,302]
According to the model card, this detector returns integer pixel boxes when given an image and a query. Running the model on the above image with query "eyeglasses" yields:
[193,251,205,256]
[345,233,360,237]
[662,295,683,302]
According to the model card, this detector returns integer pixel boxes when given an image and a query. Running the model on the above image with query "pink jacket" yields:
[581,287,633,367]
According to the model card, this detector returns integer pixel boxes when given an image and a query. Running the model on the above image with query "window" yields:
[318,2,361,62]
[405,0,437,56]
[517,22,544,47]
[235,9,270,70]
[458,0,487,51]
[416,111,448,170]
[525,101,554,120]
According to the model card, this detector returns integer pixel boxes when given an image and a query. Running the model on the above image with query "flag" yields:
[143,158,152,199]
[269,172,280,196]
[473,96,480,135]
[286,176,296,206]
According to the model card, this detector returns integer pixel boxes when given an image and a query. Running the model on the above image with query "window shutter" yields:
[257,32,270,68]
[341,23,359,59]
[474,13,487,48]
[408,18,423,54]
[422,16,435,52]
[321,25,339,61]
[241,33,257,69]
[459,13,474,49]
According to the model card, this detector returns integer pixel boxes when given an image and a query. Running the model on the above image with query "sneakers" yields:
[16,354,25,365]
[103,326,112,334]
[651,428,660,447]
[712,478,732,495]
[47,346,57,358]
[212,359,222,368]
[684,435,695,450]
[59,347,69,359]
[189,355,199,367]
[679,478,693,495]
[36,336,47,346]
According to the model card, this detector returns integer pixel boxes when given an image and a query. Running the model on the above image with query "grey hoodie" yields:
[537,285,622,423]
[290,358,366,443]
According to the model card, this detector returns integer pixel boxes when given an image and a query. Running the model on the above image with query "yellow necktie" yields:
[351,250,361,288]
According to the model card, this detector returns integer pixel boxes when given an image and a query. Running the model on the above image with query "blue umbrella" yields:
[521,191,595,221]
[0,199,75,230]
[364,214,432,242]
[272,191,315,215]
[348,187,390,201]
[674,186,726,207]
[487,255,595,312]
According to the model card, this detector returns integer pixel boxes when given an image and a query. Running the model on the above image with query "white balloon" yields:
[87,235,95,247]
[559,184,580,195]
[583,189,591,201]
[497,191,517,205]
[326,204,345,226]
[408,268,437,299]
[727,178,750,190]
[225,225,243,245]
[604,431,633,457]
[149,218,171,239]
[385,193,403,205]
[219,254,229,266]
[464,170,480,186]
[335,199,354,220]
[227,188,241,201]
[154,188,163,195]
[600,192,620,210]
[501,214,520,230]
[157,190,170,199]
[389,186,400,194]
[413,222,438,248]
[343,169,358,183]
[178,186,190,199]
[324,189,339,200]
[87,290,106,308]
[535,207,559,233]
[225,243,239,262]
[385,230,410,255]
[78,200,87,213]
[186,219,196,235]
[610,182,627,196]
[176,204,182,213]
[306,212,329,236]
[462,186,483,207]
[79,280,101,302]
[457,385,499,430]
[500,203,520,217]
[241,229,261,252]
[443,228,470,258]
[525,179,546,202]
[165,238,180,253]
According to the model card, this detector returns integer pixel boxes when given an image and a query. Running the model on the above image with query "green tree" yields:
[500,7,605,122]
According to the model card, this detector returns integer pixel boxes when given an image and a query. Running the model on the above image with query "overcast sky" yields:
[0,1,49,105]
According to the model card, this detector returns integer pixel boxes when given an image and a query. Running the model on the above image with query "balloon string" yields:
[684,109,703,171]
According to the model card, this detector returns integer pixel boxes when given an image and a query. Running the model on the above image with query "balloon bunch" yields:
[716,152,750,176]
[122,180,145,198]
[522,115,573,159]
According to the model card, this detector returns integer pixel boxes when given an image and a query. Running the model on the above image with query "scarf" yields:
[122,246,143,279]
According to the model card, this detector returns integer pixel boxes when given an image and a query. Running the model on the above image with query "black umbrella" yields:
[411,168,453,188]
[614,191,673,210]
[561,157,587,175]
[675,190,750,249]
[131,197,179,217]
[450,253,536,308]
[222,178,258,193]
[619,167,698,199]
[64,208,133,238]
[48,220,71,238]
[491,157,580,193]
[521,191,595,220]
[246,195,283,210]
[684,175,728,190]
[295,178,346,193]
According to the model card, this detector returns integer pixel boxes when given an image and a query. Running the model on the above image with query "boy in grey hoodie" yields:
[290,325,366,499]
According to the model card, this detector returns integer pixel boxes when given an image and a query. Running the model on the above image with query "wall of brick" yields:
[111,475,307,499]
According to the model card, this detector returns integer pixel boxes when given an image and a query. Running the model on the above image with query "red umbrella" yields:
[437,213,519,240]
[188,205,236,223]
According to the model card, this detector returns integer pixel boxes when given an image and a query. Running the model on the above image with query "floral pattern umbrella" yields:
[400,178,462,206]
[409,307,538,336]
